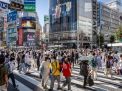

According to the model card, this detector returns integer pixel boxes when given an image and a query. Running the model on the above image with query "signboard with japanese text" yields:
[0,1,8,10]
[7,11,17,22]
[24,0,36,12]
[8,1,24,11]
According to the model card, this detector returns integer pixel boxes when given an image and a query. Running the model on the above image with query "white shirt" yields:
[118,60,122,69]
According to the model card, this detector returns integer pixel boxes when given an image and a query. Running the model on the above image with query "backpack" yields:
[5,62,12,75]
[80,61,88,76]
[106,61,111,68]
[91,57,98,68]
[113,57,118,63]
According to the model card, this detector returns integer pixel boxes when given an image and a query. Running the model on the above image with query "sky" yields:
[36,0,48,26]
[0,0,112,26]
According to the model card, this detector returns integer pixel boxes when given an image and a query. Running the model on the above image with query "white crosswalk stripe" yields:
[8,65,122,91]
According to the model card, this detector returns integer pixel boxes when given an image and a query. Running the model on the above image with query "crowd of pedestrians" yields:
[0,48,122,91]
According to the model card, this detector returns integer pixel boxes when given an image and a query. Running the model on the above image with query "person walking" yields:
[62,57,72,91]
[25,51,31,73]
[90,53,98,80]
[105,56,113,78]
[49,56,61,91]
[117,54,122,75]
[19,52,26,73]
[0,54,8,91]
[40,57,50,89]
[37,52,41,71]
[80,60,89,88]
[6,53,18,89]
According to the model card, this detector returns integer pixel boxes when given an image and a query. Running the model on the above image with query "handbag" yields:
[87,75,94,86]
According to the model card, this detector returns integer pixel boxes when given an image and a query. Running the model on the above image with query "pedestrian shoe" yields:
[67,90,72,91]
[61,86,64,90]
[44,85,48,89]
[57,87,62,90]
[48,89,53,91]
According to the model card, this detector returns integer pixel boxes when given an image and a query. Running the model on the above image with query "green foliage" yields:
[110,35,115,43]
[115,26,122,41]
[97,34,104,47]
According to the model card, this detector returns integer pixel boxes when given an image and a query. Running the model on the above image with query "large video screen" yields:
[21,20,36,29]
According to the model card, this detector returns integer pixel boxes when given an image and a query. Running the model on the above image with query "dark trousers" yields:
[8,73,16,88]
[37,60,40,71]
[62,77,71,90]
[50,75,60,90]
[83,75,88,87]
[17,61,20,70]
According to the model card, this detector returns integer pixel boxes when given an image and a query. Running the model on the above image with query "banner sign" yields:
[17,28,23,46]
[7,11,17,22]
[24,0,36,12]
[24,2,35,4]
[21,17,36,20]
[44,15,49,24]
[24,4,35,12]
[0,1,8,10]
[0,17,4,32]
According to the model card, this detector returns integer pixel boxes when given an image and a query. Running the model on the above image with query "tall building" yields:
[106,0,122,12]
[98,1,122,43]
[49,0,93,48]
[43,15,50,44]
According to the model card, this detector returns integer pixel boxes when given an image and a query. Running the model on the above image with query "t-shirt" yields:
[51,61,60,76]
[0,65,7,86]
[62,63,71,77]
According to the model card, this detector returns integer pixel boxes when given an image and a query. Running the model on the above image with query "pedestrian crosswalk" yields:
[8,65,122,91]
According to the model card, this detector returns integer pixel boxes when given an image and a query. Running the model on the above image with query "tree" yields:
[110,35,115,43]
[97,34,104,48]
[115,26,122,41]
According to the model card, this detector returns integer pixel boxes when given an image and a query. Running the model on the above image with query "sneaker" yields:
[61,86,64,90]
[44,85,48,89]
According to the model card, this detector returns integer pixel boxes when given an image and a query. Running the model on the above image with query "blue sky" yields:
[36,0,48,26]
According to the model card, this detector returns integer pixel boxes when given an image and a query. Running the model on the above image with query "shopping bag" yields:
[87,75,94,86]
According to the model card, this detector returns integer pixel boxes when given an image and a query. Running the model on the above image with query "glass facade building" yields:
[49,0,77,32]
[49,0,93,48]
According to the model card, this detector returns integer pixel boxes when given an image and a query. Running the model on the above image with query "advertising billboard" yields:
[8,1,24,11]
[44,15,49,24]
[21,20,36,29]
[7,11,17,22]
[24,32,35,46]
[7,28,17,45]
[21,17,36,29]
[24,0,35,12]
[17,28,23,46]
